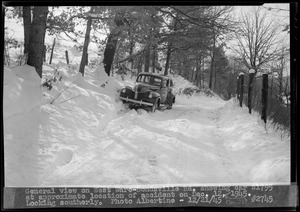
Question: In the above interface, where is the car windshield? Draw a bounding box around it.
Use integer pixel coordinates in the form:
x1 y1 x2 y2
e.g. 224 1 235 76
136 75 162 86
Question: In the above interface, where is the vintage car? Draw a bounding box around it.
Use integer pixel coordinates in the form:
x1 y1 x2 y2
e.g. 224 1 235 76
119 72 176 112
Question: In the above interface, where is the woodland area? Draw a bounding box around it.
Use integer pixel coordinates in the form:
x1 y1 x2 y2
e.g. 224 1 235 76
3 5 293 190
4 5 291 131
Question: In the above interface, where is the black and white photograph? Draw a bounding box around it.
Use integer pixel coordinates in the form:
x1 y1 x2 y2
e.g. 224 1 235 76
2 2 295 209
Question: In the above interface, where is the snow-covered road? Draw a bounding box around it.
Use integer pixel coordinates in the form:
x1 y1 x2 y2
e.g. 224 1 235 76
40 94 289 187
42 95 229 186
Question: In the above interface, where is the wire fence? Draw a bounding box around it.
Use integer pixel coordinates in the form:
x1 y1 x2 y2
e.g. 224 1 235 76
239 73 290 138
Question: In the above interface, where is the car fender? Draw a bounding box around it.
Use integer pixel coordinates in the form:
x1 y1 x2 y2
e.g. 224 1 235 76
150 91 160 98
125 86 133 90
120 86 135 99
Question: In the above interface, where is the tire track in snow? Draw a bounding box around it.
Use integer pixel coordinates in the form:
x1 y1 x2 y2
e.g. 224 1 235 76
157 100 247 184
105 111 192 185
97 111 164 185
132 109 216 184
115 102 228 184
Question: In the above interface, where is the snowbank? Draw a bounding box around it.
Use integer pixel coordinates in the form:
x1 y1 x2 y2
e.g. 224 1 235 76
172 75 198 95
4 62 124 186
3 65 47 186
172 75 221 100
216 99 290 183
3 65 43 119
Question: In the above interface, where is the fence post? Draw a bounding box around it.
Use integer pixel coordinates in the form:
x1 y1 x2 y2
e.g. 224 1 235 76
248 69 255 114
65 50 69 64
236 76 240 99
239 72 244 107
261 72 269 123
49 38 56 64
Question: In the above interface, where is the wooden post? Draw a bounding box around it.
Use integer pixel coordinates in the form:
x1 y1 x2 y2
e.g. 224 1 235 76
65 50 69 64
248 69 255 114
49 38 56 64
236 76 240 99
261 72 269 123
239 72 244 107
43 45 46 62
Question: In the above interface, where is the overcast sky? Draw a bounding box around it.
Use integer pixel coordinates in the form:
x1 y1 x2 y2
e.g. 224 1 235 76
226 3 290 56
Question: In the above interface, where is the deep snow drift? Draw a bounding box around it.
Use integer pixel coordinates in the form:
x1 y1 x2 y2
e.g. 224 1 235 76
3 59 290 188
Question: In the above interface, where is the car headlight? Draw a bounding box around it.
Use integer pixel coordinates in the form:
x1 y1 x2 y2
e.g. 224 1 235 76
149 92 153 98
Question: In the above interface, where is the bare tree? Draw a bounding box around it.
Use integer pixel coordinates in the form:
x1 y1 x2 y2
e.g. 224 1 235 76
233 7 283 74
205 6 234 90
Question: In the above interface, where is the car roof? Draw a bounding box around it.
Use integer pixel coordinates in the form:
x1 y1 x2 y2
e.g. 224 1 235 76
138 72 172 80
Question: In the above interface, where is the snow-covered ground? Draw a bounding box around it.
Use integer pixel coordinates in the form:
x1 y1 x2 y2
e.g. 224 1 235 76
3 62 290 188
3 17 290 187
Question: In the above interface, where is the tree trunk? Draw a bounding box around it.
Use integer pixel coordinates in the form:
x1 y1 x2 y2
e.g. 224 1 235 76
214 65 217 90
209 55 214 89
128 25 135 69
279 68 283 95
23 6 31 55
196 53 202 87
202 57 205 87
194 53 199 84
129 40 134 69
137 54 143 73
144 44 150 72
103 34 119 76
191 68 194 82
79 13 93 76
103 14 124 76
199 55 202 87
198 69 202 87
27 6 48 78
209 22 216 90
179 61 184 77
164 42 172 76
270 73 274 99
183 60 188 79
152 46 156 73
